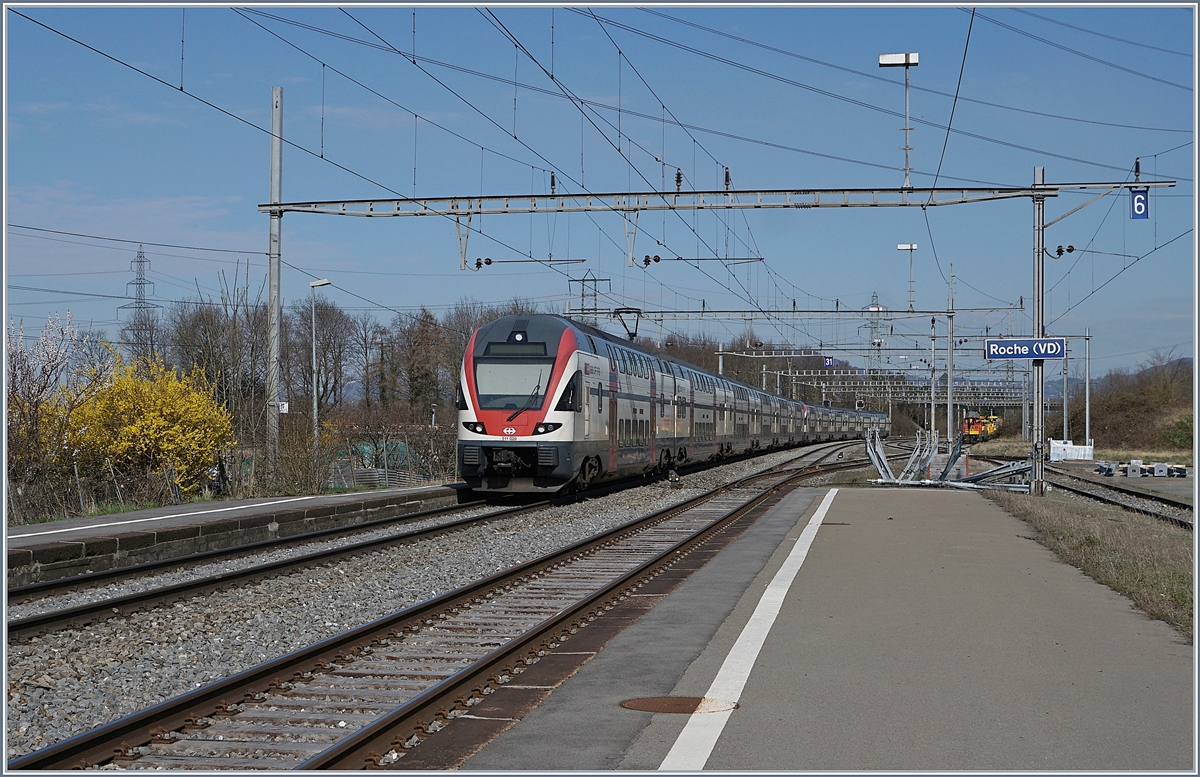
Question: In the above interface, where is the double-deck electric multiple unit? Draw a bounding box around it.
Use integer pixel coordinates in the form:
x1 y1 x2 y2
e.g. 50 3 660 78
456 314 889 493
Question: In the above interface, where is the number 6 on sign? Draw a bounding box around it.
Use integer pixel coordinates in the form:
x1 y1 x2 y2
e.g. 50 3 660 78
1131 189 1148 219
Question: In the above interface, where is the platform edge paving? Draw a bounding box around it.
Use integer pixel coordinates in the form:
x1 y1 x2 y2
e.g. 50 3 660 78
6 486 465 586
459 487 822 771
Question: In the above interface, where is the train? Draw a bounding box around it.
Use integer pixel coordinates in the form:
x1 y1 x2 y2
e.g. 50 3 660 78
961 414 1002 444
455 314 890 494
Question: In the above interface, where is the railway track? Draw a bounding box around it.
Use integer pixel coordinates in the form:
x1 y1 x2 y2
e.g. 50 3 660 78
1045 467 1193 530
8 443 859 770
8 441 883 642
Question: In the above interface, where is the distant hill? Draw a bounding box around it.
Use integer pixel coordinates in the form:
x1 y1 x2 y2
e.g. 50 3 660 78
1076 356 1192 450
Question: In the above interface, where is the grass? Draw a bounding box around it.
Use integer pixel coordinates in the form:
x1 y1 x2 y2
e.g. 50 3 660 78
985 489 1193 643
969 438 1193 467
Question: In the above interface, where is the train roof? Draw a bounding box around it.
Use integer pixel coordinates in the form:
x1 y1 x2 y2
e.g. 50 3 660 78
471 314 886 418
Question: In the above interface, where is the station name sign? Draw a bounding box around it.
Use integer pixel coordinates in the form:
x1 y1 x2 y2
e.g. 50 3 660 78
984 338 1065 360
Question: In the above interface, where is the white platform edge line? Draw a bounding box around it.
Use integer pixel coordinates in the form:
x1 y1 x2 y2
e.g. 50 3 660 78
658 487 839 771
9 495 326 538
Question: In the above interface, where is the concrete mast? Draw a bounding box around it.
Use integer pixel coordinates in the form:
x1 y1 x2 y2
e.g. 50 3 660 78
267 87 283 471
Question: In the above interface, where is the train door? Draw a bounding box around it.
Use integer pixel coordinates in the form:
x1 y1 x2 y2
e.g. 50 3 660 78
648 361 658 467
688 379 696 461
607 352 619 473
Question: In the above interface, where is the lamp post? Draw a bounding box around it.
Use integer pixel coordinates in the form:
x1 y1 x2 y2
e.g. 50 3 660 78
879 52 918 189
310 278 331 467
898 243 917 311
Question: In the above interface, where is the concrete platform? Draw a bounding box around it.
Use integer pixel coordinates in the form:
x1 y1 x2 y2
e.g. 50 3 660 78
462 487 1194 771
6 484 469 586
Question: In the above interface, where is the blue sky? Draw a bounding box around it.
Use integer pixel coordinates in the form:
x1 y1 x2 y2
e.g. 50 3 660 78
4 4 1195 378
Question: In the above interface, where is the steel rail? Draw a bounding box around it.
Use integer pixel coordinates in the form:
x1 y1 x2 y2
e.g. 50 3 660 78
972 456 1194 529
7 441 854 639
9 438 850 604
1044 474 1193 530
6 503 540 641
300 473 795 769
1046 465 1193 512
6 445 836 770
7 497 483 604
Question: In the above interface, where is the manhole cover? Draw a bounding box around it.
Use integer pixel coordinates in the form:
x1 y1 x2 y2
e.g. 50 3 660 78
619 696 738 714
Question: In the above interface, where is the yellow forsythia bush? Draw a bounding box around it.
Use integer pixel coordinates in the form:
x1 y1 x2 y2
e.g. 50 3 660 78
71 356 234 493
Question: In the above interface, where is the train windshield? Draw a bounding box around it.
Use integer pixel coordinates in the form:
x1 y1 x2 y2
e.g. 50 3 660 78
474 358 556 411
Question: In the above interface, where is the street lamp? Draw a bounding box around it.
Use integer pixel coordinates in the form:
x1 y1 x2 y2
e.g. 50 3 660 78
879 52 918 188
897 243 917 311
310 279 331 467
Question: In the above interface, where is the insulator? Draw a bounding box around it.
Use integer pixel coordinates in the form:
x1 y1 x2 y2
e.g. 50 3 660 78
675 168 682 191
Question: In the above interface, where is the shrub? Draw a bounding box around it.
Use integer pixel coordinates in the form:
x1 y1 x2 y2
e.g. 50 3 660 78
70 356 234 494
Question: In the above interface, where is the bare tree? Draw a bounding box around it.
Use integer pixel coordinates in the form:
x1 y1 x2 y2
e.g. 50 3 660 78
285 295 354 417
349 311 384 408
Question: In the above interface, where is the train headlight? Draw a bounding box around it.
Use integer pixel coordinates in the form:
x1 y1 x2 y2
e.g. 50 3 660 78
532 422 562 435
462 422 488 434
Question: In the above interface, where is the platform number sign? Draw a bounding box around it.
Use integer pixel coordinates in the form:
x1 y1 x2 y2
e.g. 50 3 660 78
823 357 834 367
1130 189 1149 220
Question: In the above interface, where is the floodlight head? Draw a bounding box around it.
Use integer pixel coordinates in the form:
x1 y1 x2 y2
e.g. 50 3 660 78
897 243 917 251
310 278 331 288
879 52 918 67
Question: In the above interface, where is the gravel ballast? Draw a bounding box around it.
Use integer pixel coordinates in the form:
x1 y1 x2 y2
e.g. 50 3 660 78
6 446 831 761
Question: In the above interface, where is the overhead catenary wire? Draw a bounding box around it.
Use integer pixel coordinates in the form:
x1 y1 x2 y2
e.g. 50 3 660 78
1048 230 1192 325
7 11 657 348
577 9 1191 182
327 8 699 329
582 9 779 335
237 7 1178 190
10 9 631 314
12 9 1183 362
477 9 799 346
969 8 1192 91
927 9 975 194
1011 8 1192 57
640 7 1190 134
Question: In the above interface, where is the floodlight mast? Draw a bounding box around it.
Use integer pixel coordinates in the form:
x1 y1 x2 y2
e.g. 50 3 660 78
879 52 919 188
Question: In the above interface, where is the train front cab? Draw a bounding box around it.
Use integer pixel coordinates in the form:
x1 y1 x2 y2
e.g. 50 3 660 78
457 316 584 493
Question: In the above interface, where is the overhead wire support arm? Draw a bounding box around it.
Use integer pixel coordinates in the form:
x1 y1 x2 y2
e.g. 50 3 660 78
256 185 1064 218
